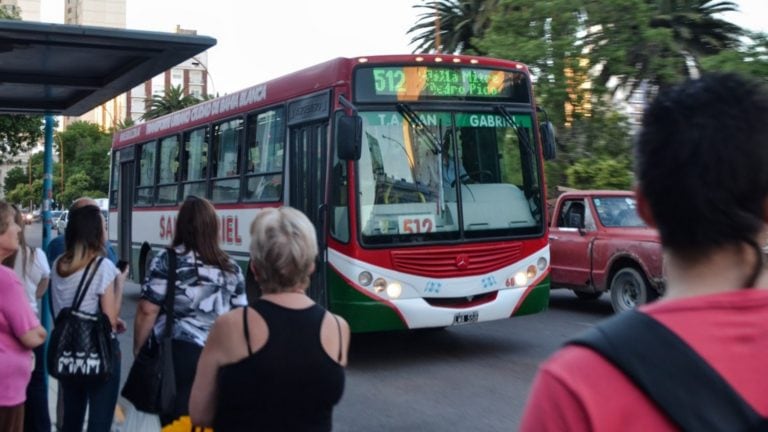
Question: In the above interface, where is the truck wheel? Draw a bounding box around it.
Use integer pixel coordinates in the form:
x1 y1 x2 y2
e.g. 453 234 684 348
574 290 602 301
609 267 651 313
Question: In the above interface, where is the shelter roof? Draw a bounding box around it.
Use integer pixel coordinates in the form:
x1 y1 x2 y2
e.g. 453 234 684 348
0 20 216 115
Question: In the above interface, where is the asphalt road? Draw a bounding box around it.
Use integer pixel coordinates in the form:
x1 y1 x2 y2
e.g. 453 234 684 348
27 222 613 431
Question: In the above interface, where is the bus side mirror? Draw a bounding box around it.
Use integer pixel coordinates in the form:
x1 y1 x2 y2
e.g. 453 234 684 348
337 114 362 161
540 121 556 160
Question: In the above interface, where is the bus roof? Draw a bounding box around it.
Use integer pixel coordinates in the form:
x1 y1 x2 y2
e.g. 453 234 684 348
113 54 530 148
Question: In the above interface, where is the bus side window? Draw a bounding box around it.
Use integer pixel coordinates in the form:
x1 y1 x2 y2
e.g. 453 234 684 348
136 141 157 206
211 118 243 203
182 127 209 199
244 108 285 202
157 135 180 205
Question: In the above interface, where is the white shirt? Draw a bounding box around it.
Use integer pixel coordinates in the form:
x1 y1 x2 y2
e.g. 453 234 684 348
51 257 119 317
13 247 50 317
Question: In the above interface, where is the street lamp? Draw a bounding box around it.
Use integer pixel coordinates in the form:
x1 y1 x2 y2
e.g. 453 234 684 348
190 55 216 98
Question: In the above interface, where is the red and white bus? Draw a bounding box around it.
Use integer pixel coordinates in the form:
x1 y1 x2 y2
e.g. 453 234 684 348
108 54 555 332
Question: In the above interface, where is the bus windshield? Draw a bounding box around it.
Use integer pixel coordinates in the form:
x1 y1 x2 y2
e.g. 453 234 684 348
357 109 544 244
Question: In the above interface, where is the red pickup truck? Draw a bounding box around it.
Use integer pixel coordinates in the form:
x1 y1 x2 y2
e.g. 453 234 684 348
549 190 665 312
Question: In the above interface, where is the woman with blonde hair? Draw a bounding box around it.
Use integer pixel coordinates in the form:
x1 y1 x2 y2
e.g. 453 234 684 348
190 206 350 432
133 195 246 429
50 204 127 432
2 206 51 432
0 201 46 432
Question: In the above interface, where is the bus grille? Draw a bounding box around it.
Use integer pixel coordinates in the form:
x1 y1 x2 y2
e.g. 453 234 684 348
390 243 522 277
424 291 498 309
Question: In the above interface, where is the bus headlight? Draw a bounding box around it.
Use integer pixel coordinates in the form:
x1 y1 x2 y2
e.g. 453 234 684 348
537 257 547 271
373 278 387 293
386 281 402 299
358 271 373 287
526 265 537 279
514 271 528 286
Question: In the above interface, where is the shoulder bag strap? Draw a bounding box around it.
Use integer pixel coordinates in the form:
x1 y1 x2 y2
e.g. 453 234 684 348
71 257 104 311
568 310 765 431
162 248 176 339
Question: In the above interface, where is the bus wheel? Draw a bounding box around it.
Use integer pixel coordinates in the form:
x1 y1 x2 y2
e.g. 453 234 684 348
609 267 651 313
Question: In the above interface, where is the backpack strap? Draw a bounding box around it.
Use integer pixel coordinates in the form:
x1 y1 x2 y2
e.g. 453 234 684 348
568 310 766 431
162 247 177 339
72 256 104 311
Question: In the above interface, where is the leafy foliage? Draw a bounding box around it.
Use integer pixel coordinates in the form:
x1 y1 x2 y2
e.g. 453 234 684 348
0 6 20 19
142 85 202 120
0 116 45 164
55 122 112 207
467 0 751 195
3 166 28 197
0 6 46 163
408 0 499 54
699 31 768 79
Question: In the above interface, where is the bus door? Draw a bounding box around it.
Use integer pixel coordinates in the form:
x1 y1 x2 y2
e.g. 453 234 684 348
116 147 135 270
286 91 332 307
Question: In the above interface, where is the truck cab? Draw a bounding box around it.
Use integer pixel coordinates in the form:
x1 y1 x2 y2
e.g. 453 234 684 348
549 190 664 312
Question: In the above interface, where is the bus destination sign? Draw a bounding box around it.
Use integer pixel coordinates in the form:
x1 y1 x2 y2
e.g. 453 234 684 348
355 66 529 103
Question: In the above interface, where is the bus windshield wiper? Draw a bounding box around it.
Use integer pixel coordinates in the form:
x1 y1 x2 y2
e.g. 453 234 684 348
495 105 534 157
396 103 441 155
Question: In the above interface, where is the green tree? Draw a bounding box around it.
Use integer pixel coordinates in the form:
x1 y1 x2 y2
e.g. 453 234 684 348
142 85 201 120
6 179 43 209
59 172 105 208
473 0 750 195
0 6 20 19
111 117 136 132
0 116 45 164
700 31 768 79
407 0 499 54
0 8 46 163
565 158 634 190
583 0 743 93
56 122 112 205
3 166 28 196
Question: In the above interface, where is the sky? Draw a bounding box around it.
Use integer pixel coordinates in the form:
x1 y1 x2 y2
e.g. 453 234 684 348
38 0 766 96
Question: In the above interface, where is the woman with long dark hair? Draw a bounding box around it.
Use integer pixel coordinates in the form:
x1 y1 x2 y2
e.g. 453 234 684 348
2 206 51 432
133 195 247 428
50 204 127 432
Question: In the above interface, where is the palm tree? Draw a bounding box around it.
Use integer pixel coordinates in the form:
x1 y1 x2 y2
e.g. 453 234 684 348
407 0 499 55
587 0 743 94
141 85 201 120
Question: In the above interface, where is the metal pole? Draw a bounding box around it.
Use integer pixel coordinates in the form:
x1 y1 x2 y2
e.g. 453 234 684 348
41 114 54 387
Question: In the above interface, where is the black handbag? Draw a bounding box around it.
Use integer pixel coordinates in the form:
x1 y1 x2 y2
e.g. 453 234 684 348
121 248 177 414
47 257 114 384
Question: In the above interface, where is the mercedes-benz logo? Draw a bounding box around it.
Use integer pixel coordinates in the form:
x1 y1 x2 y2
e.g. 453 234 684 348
455 254 469 270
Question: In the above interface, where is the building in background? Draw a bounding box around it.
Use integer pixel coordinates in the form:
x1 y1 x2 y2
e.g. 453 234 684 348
64 1 210 128
125 26 210 122
0 0 40 20
63 0 127 129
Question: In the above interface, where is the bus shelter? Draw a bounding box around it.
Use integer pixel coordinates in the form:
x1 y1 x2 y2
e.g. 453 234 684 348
0 18 216 358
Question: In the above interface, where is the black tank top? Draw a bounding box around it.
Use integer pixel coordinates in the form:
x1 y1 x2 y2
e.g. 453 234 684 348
213 300 345 432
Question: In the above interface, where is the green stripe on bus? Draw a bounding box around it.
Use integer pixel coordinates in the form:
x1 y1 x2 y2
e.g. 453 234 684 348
327 268 407 333
511 276 550 316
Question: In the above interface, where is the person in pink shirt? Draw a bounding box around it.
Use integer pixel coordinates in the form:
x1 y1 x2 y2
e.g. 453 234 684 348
521 73 768 430
0 201 47 432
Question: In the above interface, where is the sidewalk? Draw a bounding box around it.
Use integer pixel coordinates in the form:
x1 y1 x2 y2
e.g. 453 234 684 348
47 378 126 431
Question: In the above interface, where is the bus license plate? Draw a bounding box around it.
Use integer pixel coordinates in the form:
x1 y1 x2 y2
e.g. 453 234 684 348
453 311 479 325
